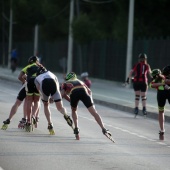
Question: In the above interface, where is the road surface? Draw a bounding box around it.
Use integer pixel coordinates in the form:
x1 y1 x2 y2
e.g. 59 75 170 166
0 80 170 170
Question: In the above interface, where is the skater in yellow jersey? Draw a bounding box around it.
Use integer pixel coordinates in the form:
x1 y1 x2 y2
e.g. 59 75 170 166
60 72 114 142
19 56 42 132
149 67 170 140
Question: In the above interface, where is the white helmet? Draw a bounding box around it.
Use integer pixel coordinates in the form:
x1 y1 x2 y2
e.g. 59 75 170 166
81 72 88 77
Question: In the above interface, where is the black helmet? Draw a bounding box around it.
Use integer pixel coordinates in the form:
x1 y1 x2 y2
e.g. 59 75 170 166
28 56 39 64
36 66 47 76
65 72 77 81
138 53 147 59
151 69 161 78
162 65 170 76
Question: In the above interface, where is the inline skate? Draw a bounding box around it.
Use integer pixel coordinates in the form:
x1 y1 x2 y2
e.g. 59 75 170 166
25 122 32 132
143 107 147 118
74 127 80 140
134 107 138 118
1 119 10 130
64 114 73 129
159 131 164 140
18 118 26 129
48 123 55 135
32 116 39 128
102 128 115 143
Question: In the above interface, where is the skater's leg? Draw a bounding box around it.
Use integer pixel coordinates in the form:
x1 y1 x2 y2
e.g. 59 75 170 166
43 102 52 124
55 100 67 115
134 91 140 115
55 101 73 127
159 111 165 132
32 96 40 117
141 91 147 108
26 96 33 123
35 100 41 118
23 98 27 119
71 107 78 128
87 106 105 129
9 99 22 120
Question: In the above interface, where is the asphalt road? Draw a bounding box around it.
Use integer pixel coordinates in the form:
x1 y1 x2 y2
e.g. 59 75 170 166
0 80 170 170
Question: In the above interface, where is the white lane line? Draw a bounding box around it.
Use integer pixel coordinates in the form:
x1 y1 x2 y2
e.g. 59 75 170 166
79 115 170 148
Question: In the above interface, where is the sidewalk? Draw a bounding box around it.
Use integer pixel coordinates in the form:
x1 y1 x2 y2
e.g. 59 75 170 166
0 66 170 123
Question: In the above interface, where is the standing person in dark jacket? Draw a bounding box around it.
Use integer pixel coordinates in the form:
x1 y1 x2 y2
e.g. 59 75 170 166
126 53 152 117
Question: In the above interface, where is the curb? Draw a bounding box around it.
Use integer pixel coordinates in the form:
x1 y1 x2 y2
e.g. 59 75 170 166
94 99 170 123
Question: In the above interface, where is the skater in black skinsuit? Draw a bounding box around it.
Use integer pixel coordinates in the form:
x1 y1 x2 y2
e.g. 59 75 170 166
60 72 113 140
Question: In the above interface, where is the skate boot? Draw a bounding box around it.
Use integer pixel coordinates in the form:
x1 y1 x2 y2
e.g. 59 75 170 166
1 119 10 130
143 107 147 118
74 127 80 140
18 118 26 129
134 107 139 118
159 131 165 140
25 122 32 132
35 117 39 128
32 116 39 128
48 123 55 135
64 114 73 129
102 128 115 143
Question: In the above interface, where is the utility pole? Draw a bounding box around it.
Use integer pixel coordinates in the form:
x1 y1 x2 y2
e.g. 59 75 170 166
8 0 13 68
67 0 74 73
2 0 5 66
34 24 39 56
125 0 135 79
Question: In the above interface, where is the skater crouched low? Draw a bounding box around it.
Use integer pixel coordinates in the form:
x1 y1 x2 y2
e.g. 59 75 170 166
60 72 113 141
34 66 73 135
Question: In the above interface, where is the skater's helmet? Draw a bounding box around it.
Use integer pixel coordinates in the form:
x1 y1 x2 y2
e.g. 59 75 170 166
138 53 147 62
151 69 161 79
81 72 88 78
138 53 147 59
162 65 170 76
28 56 39 64
65 72 77 81
36 66 47 76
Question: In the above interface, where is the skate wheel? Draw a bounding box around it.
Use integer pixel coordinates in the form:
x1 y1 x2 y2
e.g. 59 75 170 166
35 123 38 128
1 125 8 130
49 130 55 135
75 134 80 140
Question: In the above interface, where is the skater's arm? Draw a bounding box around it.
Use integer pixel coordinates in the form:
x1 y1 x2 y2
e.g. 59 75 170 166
18 71 26 84
61 90 70 102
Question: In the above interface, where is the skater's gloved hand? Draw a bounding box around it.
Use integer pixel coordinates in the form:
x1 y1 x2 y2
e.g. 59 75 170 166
164 84 170 90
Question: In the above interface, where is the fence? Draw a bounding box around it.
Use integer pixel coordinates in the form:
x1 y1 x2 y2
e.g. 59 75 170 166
1 37 170 82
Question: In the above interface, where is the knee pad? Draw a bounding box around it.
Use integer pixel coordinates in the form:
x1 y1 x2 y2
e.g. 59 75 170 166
159 106 164 112
141 96 147 101
135 95 140 101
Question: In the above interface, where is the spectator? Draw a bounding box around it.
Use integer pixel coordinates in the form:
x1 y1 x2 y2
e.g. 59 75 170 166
81 72 92 88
